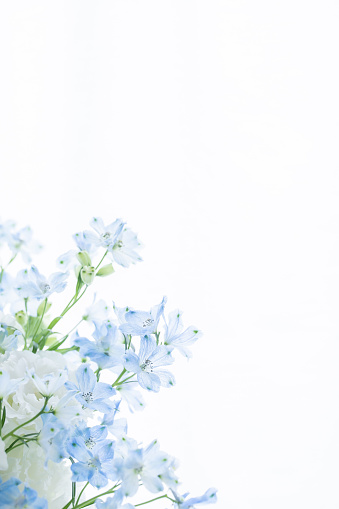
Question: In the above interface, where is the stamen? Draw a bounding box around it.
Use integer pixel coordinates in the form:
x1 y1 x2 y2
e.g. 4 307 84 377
141 359 154 372
142 318 154 327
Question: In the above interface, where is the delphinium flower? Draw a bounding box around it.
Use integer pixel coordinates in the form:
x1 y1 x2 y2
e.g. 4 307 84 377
38 413 69 464
101 403 127 439
0 324 22 353
15 266 68 301
88 217 143 268
68 437 115 489
115 381 145 412
0 477 47 509
163 310 202 358
123 335 175 392
170 488 218 508
117 439 177 497
116 297 167 337
74 321 125 370
65 364 116 413
0 220 42 264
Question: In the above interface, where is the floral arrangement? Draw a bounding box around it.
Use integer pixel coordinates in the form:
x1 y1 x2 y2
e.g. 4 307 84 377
0 218 217 509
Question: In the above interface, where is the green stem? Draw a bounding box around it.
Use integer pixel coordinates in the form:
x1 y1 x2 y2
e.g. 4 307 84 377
2 398 49 441
112 368 127 387
75 482 89 506
114 373 136 386
30 298 47 347
72 484 118 509
95 250 108 270
135 494 177 506
72 481 76 507
47 250 108 333
5 436 38 453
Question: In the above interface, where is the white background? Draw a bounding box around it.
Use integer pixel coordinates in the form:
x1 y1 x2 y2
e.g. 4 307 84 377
1 1 339 508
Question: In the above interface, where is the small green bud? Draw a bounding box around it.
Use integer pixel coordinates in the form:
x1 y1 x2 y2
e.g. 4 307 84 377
76 251 92 267
15 310 27 326
96 263 114 277
80 266 96 285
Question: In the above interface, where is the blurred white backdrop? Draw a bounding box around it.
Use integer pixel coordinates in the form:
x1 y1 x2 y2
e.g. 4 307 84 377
1 1 339 507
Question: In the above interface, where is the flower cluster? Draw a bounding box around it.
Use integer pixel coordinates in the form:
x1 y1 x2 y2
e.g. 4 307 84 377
0 218 217 509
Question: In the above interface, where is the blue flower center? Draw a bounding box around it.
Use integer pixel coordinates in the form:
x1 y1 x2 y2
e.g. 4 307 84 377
141 359 154 372
82 391 94 403
85 437 95 449
142 318 154 328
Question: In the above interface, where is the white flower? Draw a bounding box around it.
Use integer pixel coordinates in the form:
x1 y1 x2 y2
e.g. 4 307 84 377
2 440 72 509
0 438 8 470
0 350 82 435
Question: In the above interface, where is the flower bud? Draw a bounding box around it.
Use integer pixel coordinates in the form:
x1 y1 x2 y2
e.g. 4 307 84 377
76 251 92 266
80 266 96 285
15 310 28 326
96 263 114 277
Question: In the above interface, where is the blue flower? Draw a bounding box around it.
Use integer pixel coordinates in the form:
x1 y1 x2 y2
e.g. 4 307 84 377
0 324 21 353
164 310 202 358
117 440 176 497
115 381 145 412
123 335 175 392
171 488 217 508
38 414 69 464
68 421 108 452
15 266 68 300
0 477 48 509
74 322 125 370
119 297 167 337
68 439 115 489
101 402 127 438
89 217 125 250
108 226 142 268
65 364 116 413
6 225 42 264
73 230 99 254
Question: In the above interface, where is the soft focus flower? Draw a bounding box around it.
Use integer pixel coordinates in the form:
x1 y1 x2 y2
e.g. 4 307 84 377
171 488 218 508
0 476 47 509
74 322 125 370
15 266 68 300
164 310 202 358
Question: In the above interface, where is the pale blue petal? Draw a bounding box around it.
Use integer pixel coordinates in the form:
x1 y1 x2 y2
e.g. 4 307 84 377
123 351 141 373
148 345 174 367
139 335 157 363
137 371 161 392
154 369 176 388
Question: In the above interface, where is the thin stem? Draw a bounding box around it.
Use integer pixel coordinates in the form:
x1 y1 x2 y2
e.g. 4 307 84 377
31 298 47 345
47 250 108 333
135 494 177 506
73 486 117 509
72 481 76 507
112 368 127 387
95 250 108 270
5 436 38 453
75 482 89 506
114 373 136 386
67 319 84 337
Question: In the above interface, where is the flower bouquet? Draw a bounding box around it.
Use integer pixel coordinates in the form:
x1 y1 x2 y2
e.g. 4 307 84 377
0 217 217 509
